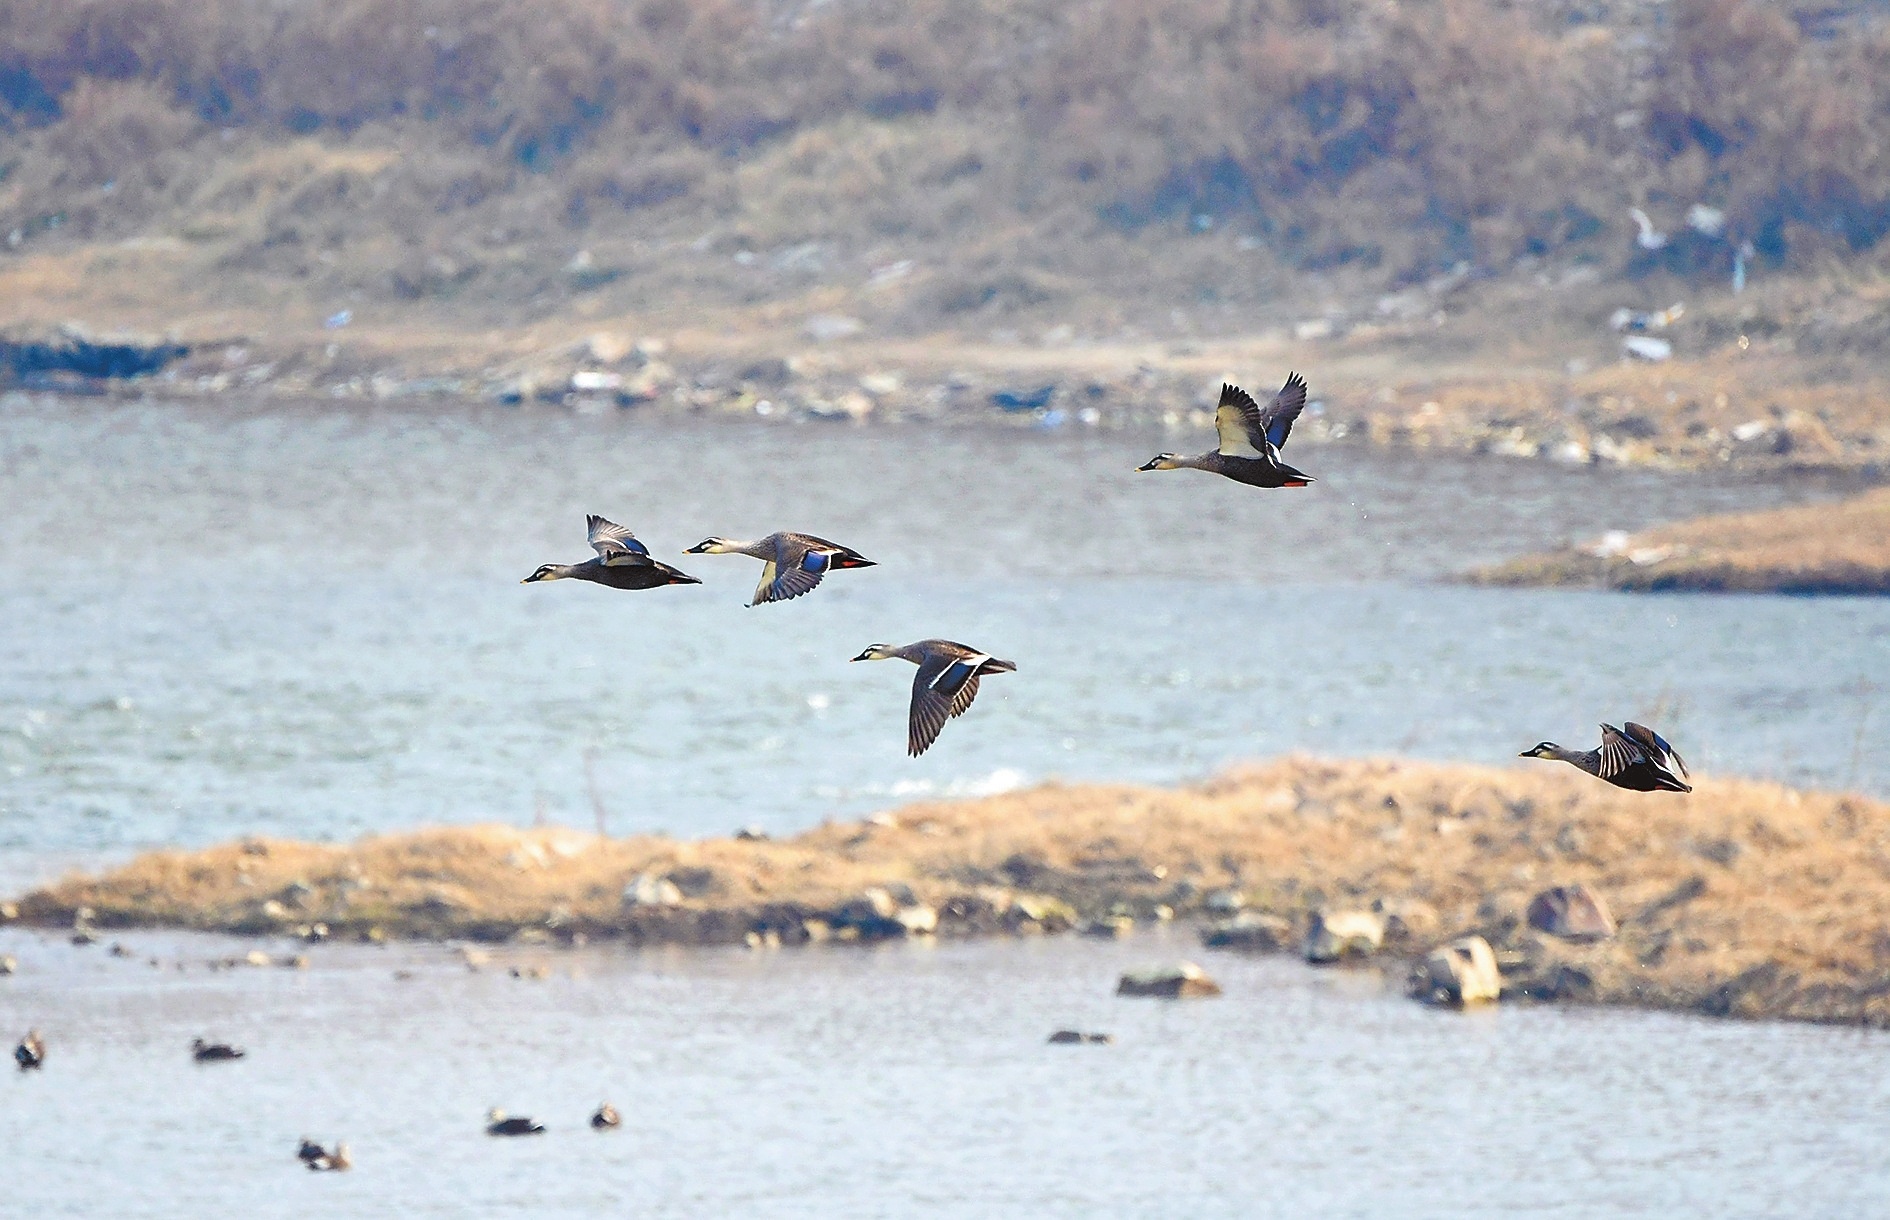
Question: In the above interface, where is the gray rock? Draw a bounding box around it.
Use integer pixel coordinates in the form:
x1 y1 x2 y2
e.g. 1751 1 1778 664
621 873 683 908
1200 911 1293 952
1304 909 1385 964
1526 884 1617 941
1415 936 1502 1006
1117 961 1222 999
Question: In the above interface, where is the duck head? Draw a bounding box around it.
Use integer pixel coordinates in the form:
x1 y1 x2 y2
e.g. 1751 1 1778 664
1138 453 1182 471
521 564 564 583
684 537 737 554
850 643 898 662
1519 742 1559 759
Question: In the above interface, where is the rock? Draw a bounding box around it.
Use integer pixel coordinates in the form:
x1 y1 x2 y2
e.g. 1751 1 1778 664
1010 894 1076 930
894 904 938 935
1081 915 1133 939
1526 884 1617 941
621 873 683 908
1048 1030 1113 1044
0 901 17 921
990 385 1056 412
1415 936 1502 1007
803 314 863 342
1622 336 1673 362
1201 911 1293 952
734 825 770 842
0 955 16 975
1304 909 1385 964
1203 888 1245 915
1116 962 1222 999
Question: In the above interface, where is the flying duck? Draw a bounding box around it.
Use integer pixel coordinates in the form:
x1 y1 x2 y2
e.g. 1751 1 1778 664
684 532 876 605
1138 375 1314 488
191 1037 245 1061
297 1137 325 1165
522 514 700 590
14 1030 45 1070
591 1102 622 1130
486 1108 546 1136
850 640 1016 756
1522 723 1692 793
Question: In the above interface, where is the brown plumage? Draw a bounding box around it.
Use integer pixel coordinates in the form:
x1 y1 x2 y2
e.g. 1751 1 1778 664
1522 722 1692 792
850 639 1017 756
1138 374 1315 488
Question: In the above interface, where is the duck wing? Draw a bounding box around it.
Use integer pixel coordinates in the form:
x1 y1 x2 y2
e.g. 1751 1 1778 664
1624 722 1689 778
1256 372 1308 452
1214 383 1270 457
908 648 988 755
1595 723 1650 781
587 515 652 566
749 540 833 605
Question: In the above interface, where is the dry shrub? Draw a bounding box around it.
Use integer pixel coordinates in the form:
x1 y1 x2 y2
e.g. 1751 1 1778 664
0 0 1887 304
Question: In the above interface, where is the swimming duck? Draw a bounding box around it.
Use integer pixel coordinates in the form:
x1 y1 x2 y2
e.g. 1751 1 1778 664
522 514 700 590
684 533 875 605
14 1029 44 1070
306 1142 351 1171
850 640 1016 756
191 1037 245 1061
486 1108 546 1136
1521 723 1691 793
590 1102 622 1130
1138 375 1314 488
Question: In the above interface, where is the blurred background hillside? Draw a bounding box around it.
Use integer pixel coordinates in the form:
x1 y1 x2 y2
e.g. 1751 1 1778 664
2 0 1888 356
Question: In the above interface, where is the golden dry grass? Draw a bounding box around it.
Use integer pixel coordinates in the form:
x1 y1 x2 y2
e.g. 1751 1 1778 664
15 756 1890 1025
1470 486 1890 592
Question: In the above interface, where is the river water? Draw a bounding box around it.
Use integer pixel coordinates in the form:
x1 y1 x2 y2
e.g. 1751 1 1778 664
4 926 1888 1218
0 394 1882 889
2 393 1888 1214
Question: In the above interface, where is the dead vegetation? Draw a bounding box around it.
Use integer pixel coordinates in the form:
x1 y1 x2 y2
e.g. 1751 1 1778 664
1468 485 1890 592
1 0 1889 331
16 755 1890 1026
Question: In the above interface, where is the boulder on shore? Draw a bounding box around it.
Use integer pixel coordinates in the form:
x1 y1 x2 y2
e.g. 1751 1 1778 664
1304 908 1385 964
1415 935 1503 1006
1200 911 1293 952
1526 883 1617 941
1117 961 1222 998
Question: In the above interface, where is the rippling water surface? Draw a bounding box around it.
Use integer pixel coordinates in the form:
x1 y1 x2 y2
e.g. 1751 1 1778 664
4 927 1888 1219
0 395 1884 888
4 395 1889 1215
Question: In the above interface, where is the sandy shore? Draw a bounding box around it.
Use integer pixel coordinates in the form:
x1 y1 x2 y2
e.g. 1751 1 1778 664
12 756 1890 1027
1468 486 1890 594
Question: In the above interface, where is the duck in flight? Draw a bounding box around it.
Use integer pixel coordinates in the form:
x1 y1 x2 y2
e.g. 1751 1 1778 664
1138 374 1314 488
685 532 875 606
522 514 701 590
851 639 1015 756
1521 723 1691 793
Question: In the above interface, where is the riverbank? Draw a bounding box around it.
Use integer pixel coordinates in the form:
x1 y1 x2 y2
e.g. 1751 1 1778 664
1468 486 1890 593
13 756 1890 1027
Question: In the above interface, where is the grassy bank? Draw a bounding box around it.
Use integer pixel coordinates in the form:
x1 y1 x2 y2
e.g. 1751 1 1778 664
1468 486 1890 593
14 757 1890 1026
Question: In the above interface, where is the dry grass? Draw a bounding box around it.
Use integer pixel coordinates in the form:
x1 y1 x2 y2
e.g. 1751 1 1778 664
1 0 1889 327
1469 486 1890 593
15 755 1890 1025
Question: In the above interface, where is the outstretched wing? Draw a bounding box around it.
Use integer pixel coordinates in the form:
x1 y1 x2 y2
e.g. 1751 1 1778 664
587 515 651 565
908 650 987 755
750 543 832 605
1624 722 1688 778
1256 373 1308 452
1214 383 1269 457
1595 723 1648 781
